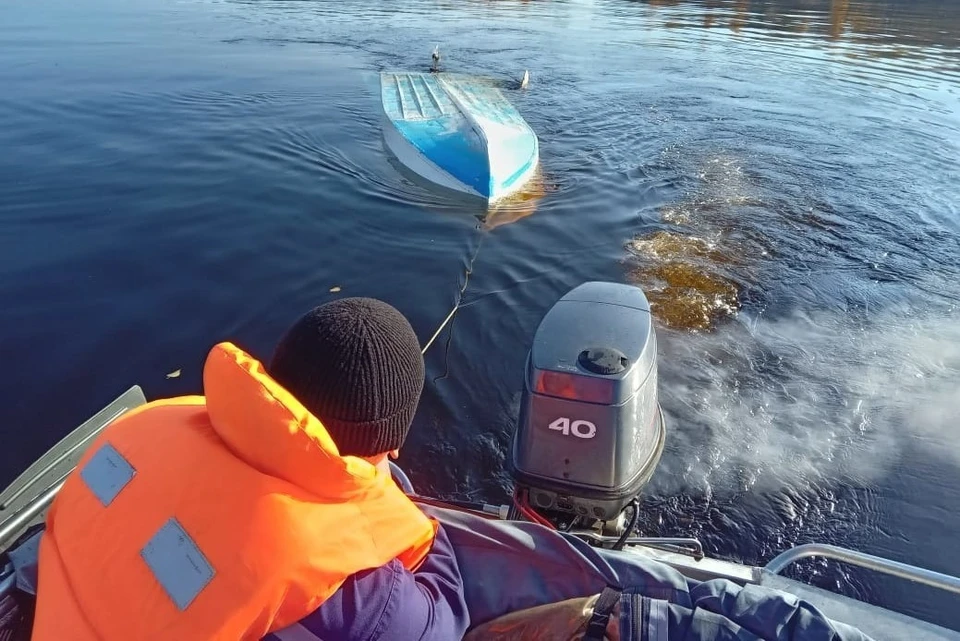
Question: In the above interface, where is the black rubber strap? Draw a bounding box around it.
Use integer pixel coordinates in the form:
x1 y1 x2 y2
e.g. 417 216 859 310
583 586 621 641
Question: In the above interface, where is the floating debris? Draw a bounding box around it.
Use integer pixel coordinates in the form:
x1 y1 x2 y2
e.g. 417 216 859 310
329 286 342 293
166 369 181 379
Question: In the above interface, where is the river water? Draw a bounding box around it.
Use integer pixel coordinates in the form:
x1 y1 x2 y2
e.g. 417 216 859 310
2 0 959 630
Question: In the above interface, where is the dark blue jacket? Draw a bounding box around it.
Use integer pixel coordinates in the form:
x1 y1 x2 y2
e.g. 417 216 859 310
264 525 469 641
419 504 876 641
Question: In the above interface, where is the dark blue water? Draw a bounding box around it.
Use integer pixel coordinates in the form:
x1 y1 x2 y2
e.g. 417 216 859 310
3 0 960 630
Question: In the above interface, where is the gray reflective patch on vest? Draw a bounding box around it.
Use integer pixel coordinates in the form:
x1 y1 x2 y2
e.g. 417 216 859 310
141 518 215 611
80 443 136 507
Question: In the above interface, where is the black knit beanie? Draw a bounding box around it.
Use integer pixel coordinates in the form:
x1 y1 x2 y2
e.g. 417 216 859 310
268 297 424 457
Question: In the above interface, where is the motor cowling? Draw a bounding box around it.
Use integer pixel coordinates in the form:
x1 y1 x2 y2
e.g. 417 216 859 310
511 282 665 523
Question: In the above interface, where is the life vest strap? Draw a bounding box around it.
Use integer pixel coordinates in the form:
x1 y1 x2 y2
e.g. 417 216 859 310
582 586 621 641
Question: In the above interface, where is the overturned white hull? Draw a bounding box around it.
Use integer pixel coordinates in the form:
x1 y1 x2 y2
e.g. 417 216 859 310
380 72 539 202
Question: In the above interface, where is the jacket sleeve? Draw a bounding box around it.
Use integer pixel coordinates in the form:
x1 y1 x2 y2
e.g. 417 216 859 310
388 524 471 640
269 525 469 641
619 581 874 641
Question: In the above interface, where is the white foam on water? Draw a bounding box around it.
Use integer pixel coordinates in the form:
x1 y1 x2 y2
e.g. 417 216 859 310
654 297 960 496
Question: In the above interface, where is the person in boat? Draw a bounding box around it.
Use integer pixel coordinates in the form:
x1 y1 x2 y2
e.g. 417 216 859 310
416 504 875 641
29 297 470 641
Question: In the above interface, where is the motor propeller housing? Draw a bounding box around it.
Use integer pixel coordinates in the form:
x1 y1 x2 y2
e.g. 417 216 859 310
511 282 665 524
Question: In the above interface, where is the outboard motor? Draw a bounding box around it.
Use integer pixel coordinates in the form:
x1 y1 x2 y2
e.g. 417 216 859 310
511 282 665 527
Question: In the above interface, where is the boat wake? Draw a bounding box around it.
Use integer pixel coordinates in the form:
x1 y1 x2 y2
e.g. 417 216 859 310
645 290 960 576
620 145 960 592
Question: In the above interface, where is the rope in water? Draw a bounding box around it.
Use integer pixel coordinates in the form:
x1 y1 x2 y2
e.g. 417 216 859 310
420 230 486 356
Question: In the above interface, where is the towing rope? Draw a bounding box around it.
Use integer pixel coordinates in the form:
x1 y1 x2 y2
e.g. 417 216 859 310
420 229 486 356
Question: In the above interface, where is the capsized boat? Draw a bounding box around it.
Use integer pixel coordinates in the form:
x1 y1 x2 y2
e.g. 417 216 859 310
380 71 539 202
3 282 960 640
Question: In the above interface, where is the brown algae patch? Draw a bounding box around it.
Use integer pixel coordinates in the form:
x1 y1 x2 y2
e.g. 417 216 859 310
630 260 740 331
627 230 745 265
627 230 743 331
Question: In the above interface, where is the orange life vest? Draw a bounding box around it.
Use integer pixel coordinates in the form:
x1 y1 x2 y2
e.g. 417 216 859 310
32 342 438 641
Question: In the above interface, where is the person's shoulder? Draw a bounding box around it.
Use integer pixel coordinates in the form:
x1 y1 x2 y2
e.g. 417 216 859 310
267 529 465 641
321 558 407 613
349 558 407 593
268 561 404 641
